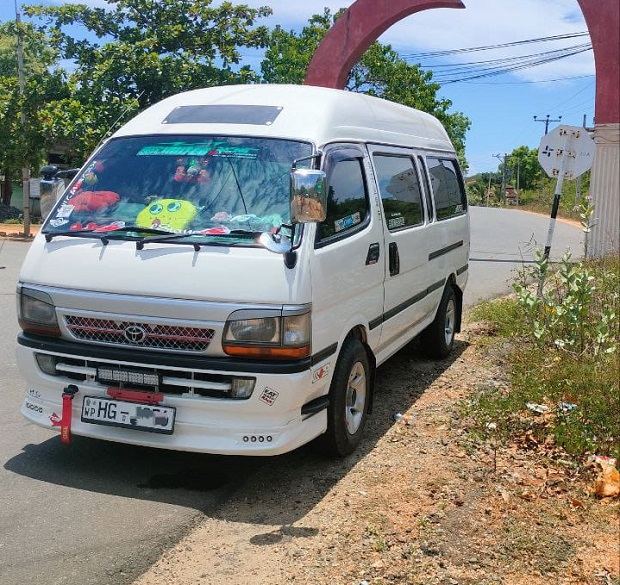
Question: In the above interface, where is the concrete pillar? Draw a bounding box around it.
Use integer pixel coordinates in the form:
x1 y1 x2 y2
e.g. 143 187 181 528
577 0 619 257
588 124 620 257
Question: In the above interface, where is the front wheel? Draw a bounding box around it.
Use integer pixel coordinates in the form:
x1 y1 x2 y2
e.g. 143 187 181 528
421 285 458 359
315 339 370 457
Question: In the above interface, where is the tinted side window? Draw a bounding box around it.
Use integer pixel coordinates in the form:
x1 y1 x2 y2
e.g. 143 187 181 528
426 157 466 220
317 157 369 242
373 155 424 231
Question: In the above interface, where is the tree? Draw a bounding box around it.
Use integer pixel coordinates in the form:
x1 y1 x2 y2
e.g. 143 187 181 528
504 146 542 191
261 9 470 168
262 10 331 85
0 21 67 206
21 0 274 163
26 0 273 109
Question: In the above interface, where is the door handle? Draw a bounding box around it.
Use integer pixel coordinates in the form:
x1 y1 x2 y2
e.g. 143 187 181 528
389 242 400 276
366 242 380 265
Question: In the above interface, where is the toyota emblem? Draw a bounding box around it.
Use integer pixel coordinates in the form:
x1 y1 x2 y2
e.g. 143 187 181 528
124 325 147 344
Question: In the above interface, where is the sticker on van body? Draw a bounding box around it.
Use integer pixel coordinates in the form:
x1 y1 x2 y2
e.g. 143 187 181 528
259 388 279 406
312 363 330 383
137 141 260 159
55 204 74 218
334 212 361 233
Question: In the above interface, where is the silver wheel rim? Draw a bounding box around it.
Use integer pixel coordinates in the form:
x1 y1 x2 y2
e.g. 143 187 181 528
345 361 367 435
444 298 456 347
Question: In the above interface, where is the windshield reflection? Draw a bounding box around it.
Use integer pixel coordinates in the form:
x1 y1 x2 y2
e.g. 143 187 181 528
44 135 313 244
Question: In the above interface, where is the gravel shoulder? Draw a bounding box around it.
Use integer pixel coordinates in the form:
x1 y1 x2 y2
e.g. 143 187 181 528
133 321 619 585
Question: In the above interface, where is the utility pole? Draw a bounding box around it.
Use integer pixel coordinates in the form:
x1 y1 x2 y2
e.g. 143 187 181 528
534 114 562 135
493 153 507 205
515 159 520 206
15 0 31 237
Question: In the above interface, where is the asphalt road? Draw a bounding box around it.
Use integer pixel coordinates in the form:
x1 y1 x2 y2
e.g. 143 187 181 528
0 208 583 585
466 206 583 307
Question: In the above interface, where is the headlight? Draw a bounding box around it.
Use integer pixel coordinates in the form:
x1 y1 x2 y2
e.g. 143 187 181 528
223 308 311 359
228 317 279 343
17 285 61 336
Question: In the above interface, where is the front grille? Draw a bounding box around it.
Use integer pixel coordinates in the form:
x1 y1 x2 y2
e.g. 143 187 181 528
47 355 236 398
64 316 214 352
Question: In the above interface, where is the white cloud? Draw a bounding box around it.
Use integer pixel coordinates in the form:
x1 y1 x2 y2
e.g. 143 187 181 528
33 0 595 81
245 0 594 81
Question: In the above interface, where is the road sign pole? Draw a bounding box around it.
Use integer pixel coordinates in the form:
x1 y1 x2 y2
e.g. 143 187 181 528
536 125 596 295
538 131 570 297
542 134 570 263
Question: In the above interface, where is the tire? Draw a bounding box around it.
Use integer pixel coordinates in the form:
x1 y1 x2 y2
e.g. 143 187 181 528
315 339 370 457
421 285 458 359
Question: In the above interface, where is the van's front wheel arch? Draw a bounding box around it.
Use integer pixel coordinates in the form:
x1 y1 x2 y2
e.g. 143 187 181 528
315 338 370 457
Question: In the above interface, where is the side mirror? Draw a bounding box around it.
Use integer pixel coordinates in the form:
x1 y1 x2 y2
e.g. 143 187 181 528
290 169 327 224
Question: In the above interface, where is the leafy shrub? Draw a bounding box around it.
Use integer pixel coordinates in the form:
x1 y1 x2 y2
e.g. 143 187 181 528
468 238 619 461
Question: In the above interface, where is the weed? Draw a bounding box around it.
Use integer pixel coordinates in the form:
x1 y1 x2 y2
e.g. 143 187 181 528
466 245 619 462
366 524 388 552
500 518 575 574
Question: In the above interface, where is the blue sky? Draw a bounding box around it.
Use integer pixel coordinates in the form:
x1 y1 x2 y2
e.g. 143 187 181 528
2 0 595 175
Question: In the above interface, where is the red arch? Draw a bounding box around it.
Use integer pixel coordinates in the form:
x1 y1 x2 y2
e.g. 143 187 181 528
305 0 619 126
305 0 465 90
577 0 619 124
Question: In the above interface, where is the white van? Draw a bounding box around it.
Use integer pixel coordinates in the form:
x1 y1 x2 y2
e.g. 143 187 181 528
16 84 469 456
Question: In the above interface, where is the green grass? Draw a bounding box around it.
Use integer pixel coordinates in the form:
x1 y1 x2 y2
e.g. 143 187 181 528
467 255 620 462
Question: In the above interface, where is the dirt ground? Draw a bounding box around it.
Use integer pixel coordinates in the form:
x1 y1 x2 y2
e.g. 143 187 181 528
0 223 39 238
3 217 615 584
132 321 619 585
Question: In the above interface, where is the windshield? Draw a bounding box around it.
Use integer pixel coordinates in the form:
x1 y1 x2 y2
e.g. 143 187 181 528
44 135 313 242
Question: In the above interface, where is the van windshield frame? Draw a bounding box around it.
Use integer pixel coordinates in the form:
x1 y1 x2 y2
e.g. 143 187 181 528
43 135 314 246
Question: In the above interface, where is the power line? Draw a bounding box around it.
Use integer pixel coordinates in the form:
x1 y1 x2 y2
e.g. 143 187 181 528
420 43 591 72
397 31 592 85
399 32 590 59
426 44 592 84
453 74 594 85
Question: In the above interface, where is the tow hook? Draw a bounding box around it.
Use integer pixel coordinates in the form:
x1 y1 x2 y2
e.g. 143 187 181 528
61 385 79 444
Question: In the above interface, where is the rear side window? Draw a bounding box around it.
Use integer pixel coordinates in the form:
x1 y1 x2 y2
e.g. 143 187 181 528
317 153 369 243
426 157 466 220
373 154 424 231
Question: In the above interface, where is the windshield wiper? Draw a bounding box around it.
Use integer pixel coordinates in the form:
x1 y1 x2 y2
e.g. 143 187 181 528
135 233 203 251
137 229 262 250
44 229 101 243
45 225 257 250
44 226 178 244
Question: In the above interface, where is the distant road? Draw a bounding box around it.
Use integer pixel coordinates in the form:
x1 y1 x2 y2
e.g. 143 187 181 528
465 206 583 307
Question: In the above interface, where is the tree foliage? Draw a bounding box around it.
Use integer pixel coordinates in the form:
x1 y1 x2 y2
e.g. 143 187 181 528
261 9 470 168
26 0 273 108
23 0 273 162
503 145 542 191
0 21 67 205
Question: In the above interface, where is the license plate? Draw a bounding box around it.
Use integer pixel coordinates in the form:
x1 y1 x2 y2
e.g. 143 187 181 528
81 396 175 434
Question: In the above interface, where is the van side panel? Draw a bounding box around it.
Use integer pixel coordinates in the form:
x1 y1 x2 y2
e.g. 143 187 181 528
310 148 385 362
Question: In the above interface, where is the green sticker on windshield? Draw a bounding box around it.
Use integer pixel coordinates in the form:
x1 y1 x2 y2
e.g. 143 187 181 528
137 141 259 159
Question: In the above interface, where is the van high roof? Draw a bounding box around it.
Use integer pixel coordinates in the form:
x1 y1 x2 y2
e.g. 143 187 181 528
112 84 454 152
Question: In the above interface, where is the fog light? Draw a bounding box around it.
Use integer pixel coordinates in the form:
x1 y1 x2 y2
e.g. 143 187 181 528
230 377 255 399
35 353 58 376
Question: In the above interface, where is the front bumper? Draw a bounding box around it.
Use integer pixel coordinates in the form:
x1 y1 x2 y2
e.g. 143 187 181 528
16 337 331 456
